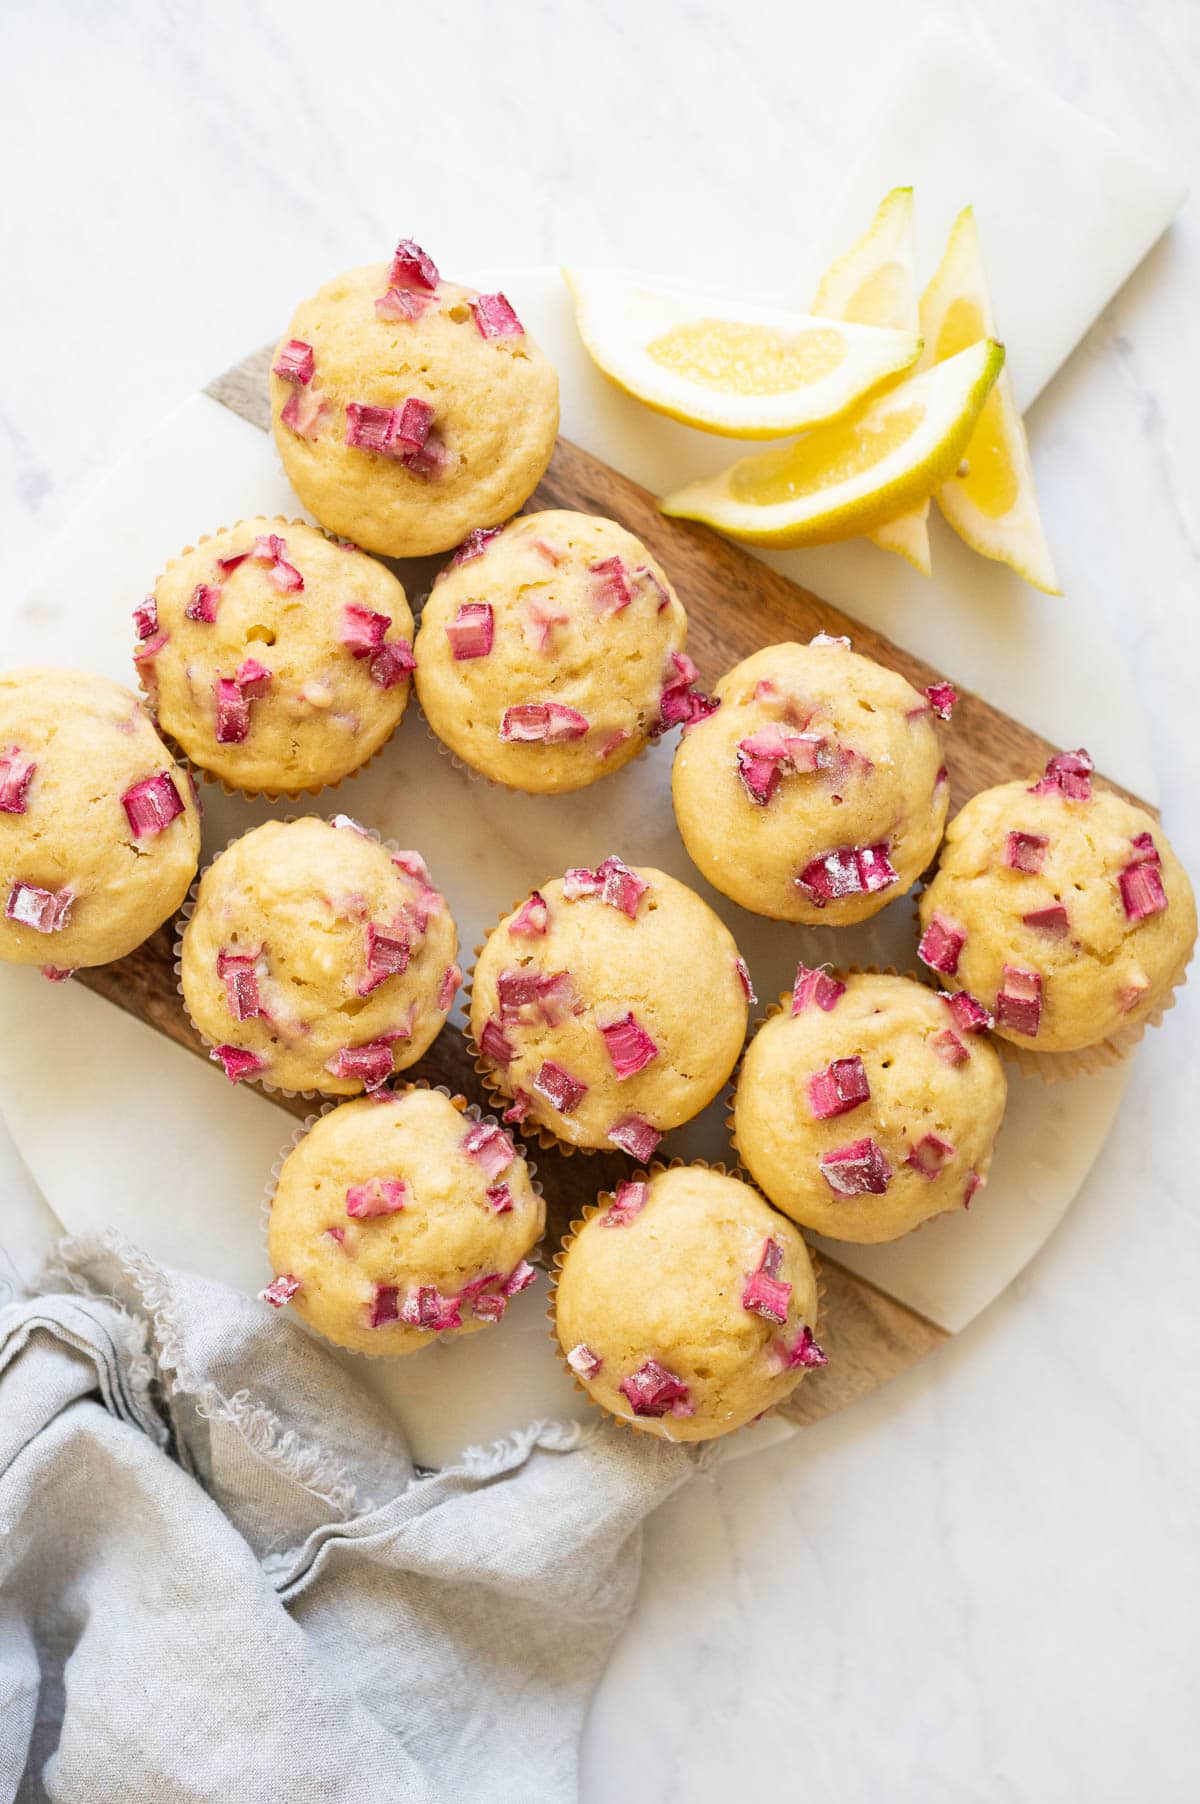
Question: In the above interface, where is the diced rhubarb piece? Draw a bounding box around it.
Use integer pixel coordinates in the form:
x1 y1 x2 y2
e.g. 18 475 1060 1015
345 402 398 454
906 1132 956 1179
496 967 573 1025
994 966 1043 1037
963 1171 985 1209
438 962 461 1011
619 1359 692 1419
369 1284 401 1328
806 1055 870 1120
522 593 569 653
1004 830 1049 874
260 1273 301 1308
216 549 251 574
501 1259 537 1298
567 1342 602 1378
936 764 949 787
498 702 589 743
470 292 525 339
325 1040 396 1089
533 1060 587 1115
324 1226 348 1248
810 632 850 649
391 396 435 457
653 651 719 736
931 1028 969 1067
509 890 550 937
503 1088 533 1124
0 748 37 815
819 1136 893 1196
235 658 272 698
1128 832 1161 867
603 1179 649 1226
132 597 158 640
924 682 957 719
369 639 416 689
479 1016 516 1065
280 388 328 439
446 601 494 660
734 956 756 1004
273 339 315 384
634 564 671 609
563 854 648 919
388 239 440 291
133 626 169 664
736 742 782 806
1117 972 1151 1013
1023 904 1070 936
40 965 75 982
186 582 222 623
943 990 994 1034
792 964 845 1014
918 912 966 976
1030 748 1093 802
742 1238 792 1324
251 534 304 593
797 843 899 907
770 1324 828 1371
607 1115 661 1161
452 526 505 565
217 948 262 1021
1119 861 1168 922
6 881 72 932
598 1010 659 1080
341 603 391 657
598 727 631 760
375 286 430 322
484 1182 513 1215
358 923 410 995
588 556 634 614
392 849 431 883
210 1044 267 1083
346 1176 408 1218
214 677 250 744
400 1285 461 1331
462 1120 515 1180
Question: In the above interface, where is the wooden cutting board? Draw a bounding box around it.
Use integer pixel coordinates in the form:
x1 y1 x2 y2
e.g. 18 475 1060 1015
68 347 1153 1429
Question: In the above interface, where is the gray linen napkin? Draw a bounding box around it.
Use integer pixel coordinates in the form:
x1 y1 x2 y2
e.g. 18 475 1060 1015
0 1232 703 1804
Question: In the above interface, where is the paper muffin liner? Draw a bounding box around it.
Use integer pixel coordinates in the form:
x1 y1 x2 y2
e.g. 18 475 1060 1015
137 515 413 803
725 962 1005 1244
911 890 1195 1082
545 1156 829 1444
259 1081 545 1360
175 813 459 1104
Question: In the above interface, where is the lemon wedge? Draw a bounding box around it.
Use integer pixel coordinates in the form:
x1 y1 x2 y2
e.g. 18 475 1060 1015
812 186 932 575
562 267 922 439
660 339 1005 548
922 207 1060 594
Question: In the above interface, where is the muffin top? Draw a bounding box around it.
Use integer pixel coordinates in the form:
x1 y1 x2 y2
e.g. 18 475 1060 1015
469 860 750 1154
733 968 1007 1242
270 242 559 558
136 518 414 796
553 1164 824 1442
0 668 200 972
672 635 950 924
414 510 701 793
918 752 1196 1053
264 1089 544 1357
180 816 459 1095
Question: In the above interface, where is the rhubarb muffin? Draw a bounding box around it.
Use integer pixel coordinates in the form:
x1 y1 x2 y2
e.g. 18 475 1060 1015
414 511 710 792
269 238 559 558
136 519 414 795
263 1089 544 1357
917 749 1196 1058
181 816 459 1094
470 859 751 1155
732 966 1007 1242
0 668 200 974
672 635 952 924
553 1164 825 1442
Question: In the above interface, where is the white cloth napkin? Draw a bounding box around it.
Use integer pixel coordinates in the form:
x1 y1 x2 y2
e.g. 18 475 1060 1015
0 1233 703 1803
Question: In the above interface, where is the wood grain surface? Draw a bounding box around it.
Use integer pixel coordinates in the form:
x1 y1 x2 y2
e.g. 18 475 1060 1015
74 346 1155 1426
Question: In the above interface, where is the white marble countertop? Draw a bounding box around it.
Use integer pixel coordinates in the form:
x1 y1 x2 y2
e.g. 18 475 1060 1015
2 2 1198 1798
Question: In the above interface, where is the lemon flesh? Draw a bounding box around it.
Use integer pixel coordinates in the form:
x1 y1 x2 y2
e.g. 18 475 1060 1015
922 208 1060 594
812 186 932 575
563 267 921 439
660 339 1004 549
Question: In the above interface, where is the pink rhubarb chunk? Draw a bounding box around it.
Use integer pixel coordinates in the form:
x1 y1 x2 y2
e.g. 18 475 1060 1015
368 640 416 690
133 626 169 664
236 658 272 698
1119 859 1167 922
446 601 494 660
742 1237 792 1324
358 923 410 995
655 650 719 734
734 956 756 1004
470 292 525 339
588 556 634 614
0 748 37 815
619 1359 693 1419
792 964 846 1014
340 604 390 657
462 1120 515 1179
375 286 430 322
918 912 966 976
1023 904 1070 936
388 239 440 291
132 597 158 641
479 1016 515 1065
122 771 185 838
40 965 75 983
943 990 994 1034
963 1171 985 1209
607 1115 661 1161
502 1259 536 1298
1004 831 1049 874
1030 748 1093 802
567 1343 602 1378
924 682 957 719
210 1044 267 1083
798 843 899 907
438 962 461 1011
995 966 1043 1037
346 1177 408 1218
280 388 327 439
215 677 251 744
272 339 315 384
906 1132 956 1179
736 723 825 804
260 1273 301 1308
508 890 550 937
523 593 569 653
806 1055 870 1120
598 1010 659 1080
770 1324 828 1372
217 948 262 1022
931 1028 969 1067
563 855 648 919
819 1136 892 1196
370 1285 401 1328
484 1182 513 1214
6 882 72 933
186 582 222 623
533 1060 587 1115
499 702 589 744
452 526 504 565
325 1041 396 1089
603 1179 649 1227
